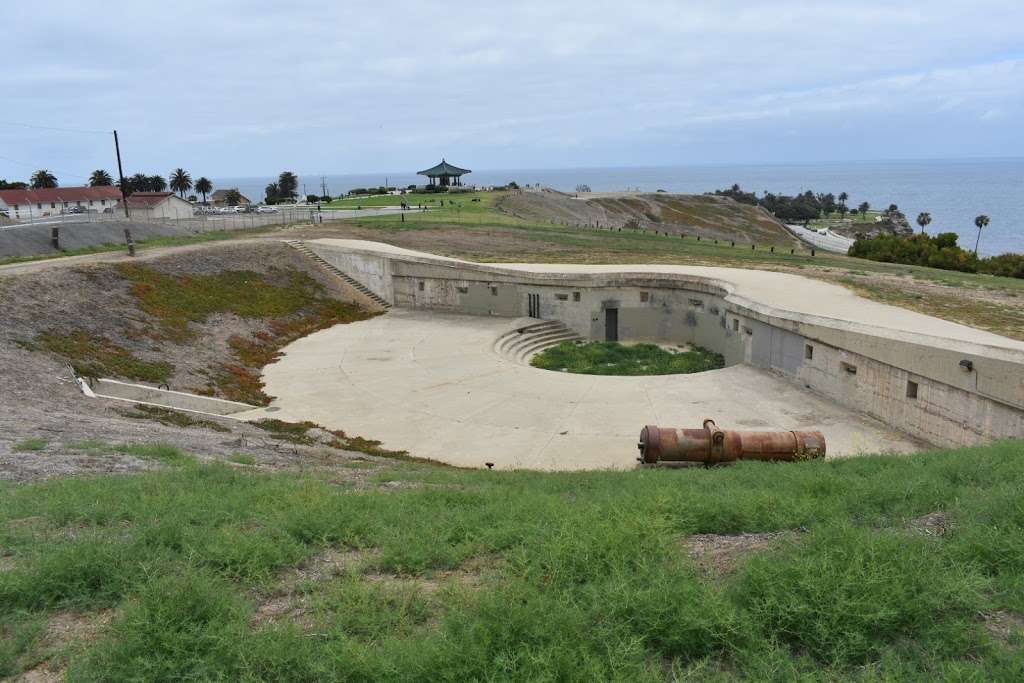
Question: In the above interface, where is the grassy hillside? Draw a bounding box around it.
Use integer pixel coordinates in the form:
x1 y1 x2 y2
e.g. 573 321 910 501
2 441 1023 679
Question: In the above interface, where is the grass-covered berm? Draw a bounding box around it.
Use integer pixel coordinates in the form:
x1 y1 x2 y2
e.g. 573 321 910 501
2 441 1023 680
532 341 725 375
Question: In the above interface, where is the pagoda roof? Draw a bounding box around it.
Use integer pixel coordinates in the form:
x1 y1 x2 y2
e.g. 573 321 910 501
417 159 471 177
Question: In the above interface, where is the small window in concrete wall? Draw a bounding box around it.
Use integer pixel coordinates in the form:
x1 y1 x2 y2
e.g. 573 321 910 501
805 344 814 360
640 291 649 302
573 292 581 302
457 286 469 294
841 362 858 376
555 293 568 301
689 298 703 307
491 286 498 296
906 380 919 399
732 318 740 332
418 281 425 291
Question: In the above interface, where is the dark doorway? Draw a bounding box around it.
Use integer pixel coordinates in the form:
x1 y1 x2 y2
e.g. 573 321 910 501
528 293 540 318
605 308 618 341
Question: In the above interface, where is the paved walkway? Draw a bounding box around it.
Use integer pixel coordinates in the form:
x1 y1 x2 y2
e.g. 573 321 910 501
241 309 923 470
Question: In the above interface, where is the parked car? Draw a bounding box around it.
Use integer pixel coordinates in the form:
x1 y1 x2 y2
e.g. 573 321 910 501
66 206 86 214
217 207 235 214
256 206 278 213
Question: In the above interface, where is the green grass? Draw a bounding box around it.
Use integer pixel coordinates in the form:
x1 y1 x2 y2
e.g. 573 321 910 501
111 443 194 465
228 453 256 466
532 341 726 375
1 441 1023 678
12 438 48 453
325 190 493 209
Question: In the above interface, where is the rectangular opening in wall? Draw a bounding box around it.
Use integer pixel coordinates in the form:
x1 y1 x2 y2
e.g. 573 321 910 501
841 362 858 376
456 286 468 294
418 281 425 291
490 286 498 296
805 344 814 360
555 293 568 301
573 292 580 302
689 298 703 307
906 380 918 399
640 291 649 303
732 318 740 332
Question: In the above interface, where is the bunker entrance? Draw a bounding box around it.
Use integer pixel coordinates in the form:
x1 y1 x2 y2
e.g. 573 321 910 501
605 308 619 341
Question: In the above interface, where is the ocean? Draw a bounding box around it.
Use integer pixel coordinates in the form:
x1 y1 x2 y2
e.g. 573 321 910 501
216 158 1023 256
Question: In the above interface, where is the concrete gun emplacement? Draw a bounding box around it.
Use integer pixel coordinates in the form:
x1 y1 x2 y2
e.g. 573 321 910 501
638 419 826 465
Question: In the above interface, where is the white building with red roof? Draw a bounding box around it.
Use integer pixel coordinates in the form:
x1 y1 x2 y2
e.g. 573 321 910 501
117 192 194 220
0 186 124 220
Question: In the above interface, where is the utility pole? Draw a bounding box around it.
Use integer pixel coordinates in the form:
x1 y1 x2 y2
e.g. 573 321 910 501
320 176 327 198
113 129 130 218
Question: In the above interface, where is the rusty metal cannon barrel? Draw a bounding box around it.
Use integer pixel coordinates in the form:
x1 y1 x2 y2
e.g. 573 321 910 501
637 419 825 465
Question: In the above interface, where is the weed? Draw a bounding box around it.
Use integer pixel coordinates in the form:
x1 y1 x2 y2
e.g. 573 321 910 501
532 341 725 375
118 405 230 433
35 329 173 383
228 453 256 466
13 438 48 453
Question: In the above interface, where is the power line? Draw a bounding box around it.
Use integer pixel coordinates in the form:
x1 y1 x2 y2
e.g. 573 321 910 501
0 120 111 135
0 154 92 181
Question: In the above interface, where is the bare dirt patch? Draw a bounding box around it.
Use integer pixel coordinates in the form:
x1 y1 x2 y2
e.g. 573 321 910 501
983 610 1024 648
12 609 118 682
906 511 952 537
684 531 792 576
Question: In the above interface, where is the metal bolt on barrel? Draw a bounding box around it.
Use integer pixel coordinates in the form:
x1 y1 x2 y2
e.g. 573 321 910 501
637 419 825 465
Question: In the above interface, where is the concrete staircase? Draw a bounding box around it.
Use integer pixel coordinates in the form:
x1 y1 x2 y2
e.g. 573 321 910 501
285 240 391 310
494 319 584 365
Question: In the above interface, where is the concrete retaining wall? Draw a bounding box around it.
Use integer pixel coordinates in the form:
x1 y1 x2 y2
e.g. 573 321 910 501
92 379 255 416
305 241 1024 447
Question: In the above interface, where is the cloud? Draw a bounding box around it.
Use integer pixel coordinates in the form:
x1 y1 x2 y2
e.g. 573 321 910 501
2 0 1023 177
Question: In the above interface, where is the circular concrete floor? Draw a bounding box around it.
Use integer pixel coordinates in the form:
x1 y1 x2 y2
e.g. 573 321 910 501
240 309 923 470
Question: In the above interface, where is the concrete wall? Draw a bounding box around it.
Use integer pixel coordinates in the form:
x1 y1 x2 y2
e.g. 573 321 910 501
305 241 1024 447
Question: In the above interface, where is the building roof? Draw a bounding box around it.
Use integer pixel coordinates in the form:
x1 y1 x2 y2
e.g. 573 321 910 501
0 186 123 206
417 159 471 177
119 192 181 208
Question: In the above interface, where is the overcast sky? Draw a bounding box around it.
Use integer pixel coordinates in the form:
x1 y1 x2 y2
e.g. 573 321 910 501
3 1 1023 181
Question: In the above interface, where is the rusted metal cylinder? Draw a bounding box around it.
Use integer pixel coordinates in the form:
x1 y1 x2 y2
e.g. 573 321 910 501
638 419 825 465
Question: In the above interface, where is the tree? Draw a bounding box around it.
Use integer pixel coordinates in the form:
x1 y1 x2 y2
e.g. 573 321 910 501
916 212 932 234
124 173 149 195
147 175 167 192
974 215 990 254
194 177 213 204
169 168 192 198
89 169 113 187
838 191 848 209
858 201 870 219
224 188 242 206
264 183 280 204
277 172 298 201
30 170 58 189
0 179 28 190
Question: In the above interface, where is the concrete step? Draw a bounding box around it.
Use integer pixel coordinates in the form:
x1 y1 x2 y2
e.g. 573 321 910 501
516 334 583 363
285 239 391 310
505 328 579 355
494 321 563 353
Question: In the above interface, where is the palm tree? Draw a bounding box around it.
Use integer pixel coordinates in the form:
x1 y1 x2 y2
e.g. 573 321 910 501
194 177 213 204
89 169 113 187
916 212 932 234
264 182 280 204
857 201 870 220
838 191 848 209
169 168 192 198
277 171 298 200
147 175 167 192
30 169 58 189
974 215 990 254
126 173 148 195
